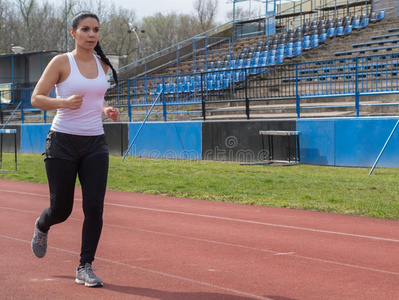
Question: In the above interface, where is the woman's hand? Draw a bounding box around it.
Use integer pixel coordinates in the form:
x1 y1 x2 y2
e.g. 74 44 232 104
104 106 119 122
65 94 84 110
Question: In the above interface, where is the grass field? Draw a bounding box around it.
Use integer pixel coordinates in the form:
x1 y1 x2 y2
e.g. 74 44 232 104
1 153 398 220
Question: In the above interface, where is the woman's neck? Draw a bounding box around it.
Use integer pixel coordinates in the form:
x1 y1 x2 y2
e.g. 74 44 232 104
72 47 94 62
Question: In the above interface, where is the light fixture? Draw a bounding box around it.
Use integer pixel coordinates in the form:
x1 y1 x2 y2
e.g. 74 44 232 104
11 46 25 54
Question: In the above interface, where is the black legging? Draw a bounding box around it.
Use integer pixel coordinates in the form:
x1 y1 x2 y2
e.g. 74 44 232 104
38 152 109 265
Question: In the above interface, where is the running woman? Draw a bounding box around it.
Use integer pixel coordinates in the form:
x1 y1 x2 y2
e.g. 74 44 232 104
30 11 119 287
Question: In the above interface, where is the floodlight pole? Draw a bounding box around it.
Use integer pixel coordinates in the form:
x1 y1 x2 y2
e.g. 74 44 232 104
65 0 69 52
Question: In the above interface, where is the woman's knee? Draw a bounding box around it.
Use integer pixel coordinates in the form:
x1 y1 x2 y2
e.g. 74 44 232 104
49 206 73 223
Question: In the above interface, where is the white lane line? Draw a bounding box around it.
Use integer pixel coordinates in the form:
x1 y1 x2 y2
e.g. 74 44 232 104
274 252 295 256
0 235 272 300
105 203 399 244
2 209 399 276
1 188 399 244
103 222 399 276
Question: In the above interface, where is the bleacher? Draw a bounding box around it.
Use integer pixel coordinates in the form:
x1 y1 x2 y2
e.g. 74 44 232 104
120 8 394 121
5 5 398 123
149 10 386 98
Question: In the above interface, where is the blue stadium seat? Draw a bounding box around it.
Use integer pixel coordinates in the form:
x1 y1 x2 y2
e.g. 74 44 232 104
242 58 251 69
151 84 163 95
376 11 385 21
310 35 319 48
260 50 268 58
285 46 293 58
221 78 230 90
249 57 260 74
352 19 360 29
276 54 284 64
293 46 302 56
359 17 369 28
214 79 223 90
268 55 276 65
269 49 277 57
285 43 293 57
259 57 267 67
233 71 241 82
302 39 311 50
319 33 327 43
228 60 236 68
327 27 335 38
343 25 352 35
335 26 344 36
207 80 215 91
277 48 285 56
181 81 190 93
163 83 171 94
235 59 244 69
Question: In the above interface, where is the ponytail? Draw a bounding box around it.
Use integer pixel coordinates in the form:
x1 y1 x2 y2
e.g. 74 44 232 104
95 42 119 86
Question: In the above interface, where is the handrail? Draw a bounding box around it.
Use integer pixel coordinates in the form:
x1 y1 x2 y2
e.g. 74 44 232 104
122 89 163 161
317 0 369 10
2 101 22 129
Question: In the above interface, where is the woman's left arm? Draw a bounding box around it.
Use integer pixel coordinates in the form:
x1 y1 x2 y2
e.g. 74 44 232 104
103 100 119 122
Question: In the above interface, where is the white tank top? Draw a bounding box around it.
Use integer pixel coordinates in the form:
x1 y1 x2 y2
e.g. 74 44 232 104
51 52 108 136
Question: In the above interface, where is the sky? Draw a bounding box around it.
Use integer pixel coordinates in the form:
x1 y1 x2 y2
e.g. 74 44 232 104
47 0 267 24
106 0 266 23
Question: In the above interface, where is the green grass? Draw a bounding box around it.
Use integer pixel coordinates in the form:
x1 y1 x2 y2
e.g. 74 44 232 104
1 153 399 220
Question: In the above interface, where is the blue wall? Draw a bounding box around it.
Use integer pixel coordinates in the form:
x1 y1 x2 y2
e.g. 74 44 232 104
20 124 51 154
297 117 399 167
127 121 202 159
20 122 203 159
18 118 399 168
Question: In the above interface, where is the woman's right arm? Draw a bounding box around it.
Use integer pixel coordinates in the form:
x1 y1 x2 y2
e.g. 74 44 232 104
31 55 83 111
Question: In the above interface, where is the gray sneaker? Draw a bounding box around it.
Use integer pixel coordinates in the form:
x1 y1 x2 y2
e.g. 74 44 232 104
75 263 103 287
31 218 47 258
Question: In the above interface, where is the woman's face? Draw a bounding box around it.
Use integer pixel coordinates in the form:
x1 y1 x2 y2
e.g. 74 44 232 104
71 17 100 50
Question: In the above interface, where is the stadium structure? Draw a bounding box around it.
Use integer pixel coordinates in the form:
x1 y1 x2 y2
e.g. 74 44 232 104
0 0 399 168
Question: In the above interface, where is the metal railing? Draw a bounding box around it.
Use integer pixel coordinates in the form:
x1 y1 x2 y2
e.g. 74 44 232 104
3 52 399 123
296 52 399 117
105 61 297 121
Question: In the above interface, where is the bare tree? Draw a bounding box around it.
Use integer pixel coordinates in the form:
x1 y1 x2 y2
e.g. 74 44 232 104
226 6 257 21
193 0 218 32
143 13 181 54
0 0 223 69
16 0 35 48
100 6 139 64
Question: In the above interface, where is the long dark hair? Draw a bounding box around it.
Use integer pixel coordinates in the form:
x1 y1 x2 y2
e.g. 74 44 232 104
71 11 118 86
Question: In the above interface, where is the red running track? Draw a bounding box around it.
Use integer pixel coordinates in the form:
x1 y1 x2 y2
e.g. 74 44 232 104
0 179 398 299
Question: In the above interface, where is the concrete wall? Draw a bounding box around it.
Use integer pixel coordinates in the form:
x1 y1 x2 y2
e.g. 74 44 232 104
202 120 297 162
